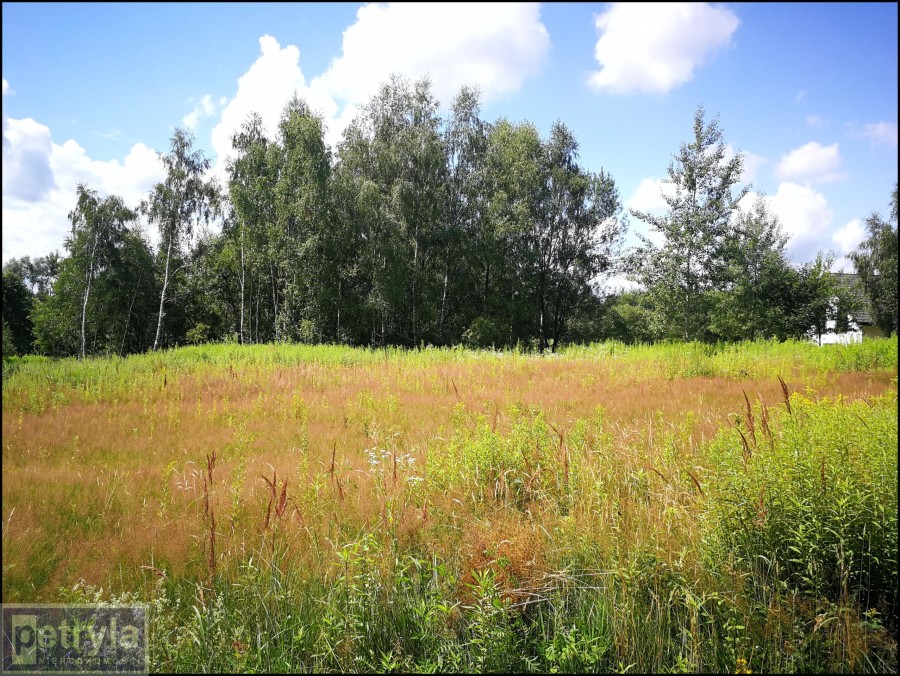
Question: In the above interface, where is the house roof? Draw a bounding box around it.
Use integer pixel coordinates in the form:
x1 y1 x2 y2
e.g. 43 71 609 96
833 272 874 325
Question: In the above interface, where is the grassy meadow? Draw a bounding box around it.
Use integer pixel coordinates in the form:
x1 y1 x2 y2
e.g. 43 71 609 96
2 337 898 673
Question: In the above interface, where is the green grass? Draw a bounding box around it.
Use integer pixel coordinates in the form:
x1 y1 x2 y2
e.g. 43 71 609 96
3 336 896 412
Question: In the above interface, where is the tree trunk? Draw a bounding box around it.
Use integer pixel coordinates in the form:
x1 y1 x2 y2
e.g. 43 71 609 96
80 232 99 360
153 234 174 351
239 224 245 344
439 249 449 336
80 262 93 360
270 262 278 342
119 280 140 356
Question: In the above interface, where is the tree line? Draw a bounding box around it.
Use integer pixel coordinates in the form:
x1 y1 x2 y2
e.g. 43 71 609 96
2 77 897 359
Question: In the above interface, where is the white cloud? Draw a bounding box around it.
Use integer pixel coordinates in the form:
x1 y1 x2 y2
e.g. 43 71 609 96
600 272 642 294
208 35 335 178
313 3 550 107
2 117 56 202
774 141 845 184
627 177 672 215
795 90 807 102
588 2 738 95
625 177 674 247
831 217 865 257
5 5 553 263
745 182 834 263
182 94 221 131
860 121 898 148
741 151 766 185
2 115 165 263
211 8 550 173
829 218 865 275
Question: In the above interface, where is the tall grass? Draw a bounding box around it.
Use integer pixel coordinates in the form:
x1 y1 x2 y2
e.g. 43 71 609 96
3 336 895 412
2 337 897 672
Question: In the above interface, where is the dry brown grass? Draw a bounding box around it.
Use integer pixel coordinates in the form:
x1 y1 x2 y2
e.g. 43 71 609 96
1 352 895 601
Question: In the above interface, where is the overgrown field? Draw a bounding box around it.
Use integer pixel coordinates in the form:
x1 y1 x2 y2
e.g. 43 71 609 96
2 338 898 673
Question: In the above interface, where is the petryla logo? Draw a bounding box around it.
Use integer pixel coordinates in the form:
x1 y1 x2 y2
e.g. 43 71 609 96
1 604 147 674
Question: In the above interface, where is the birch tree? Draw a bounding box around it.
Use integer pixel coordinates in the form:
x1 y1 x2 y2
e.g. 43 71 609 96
143 128 219 350
67 184 136 358
227 113 274 344
541 122 623 351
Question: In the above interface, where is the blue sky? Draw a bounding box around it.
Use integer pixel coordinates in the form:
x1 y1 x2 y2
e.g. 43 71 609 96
3 2 897 287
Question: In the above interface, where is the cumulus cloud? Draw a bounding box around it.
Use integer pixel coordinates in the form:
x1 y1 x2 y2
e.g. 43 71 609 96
740 151 767 185
2 117 56 202
211 8 550 173
829 217 866 272
768 183 833 259
625 177 675 247
2 116 165 263
312 2 550 107
208 35 335 177
774 141 845 184
860 121 898 148
739 182 834 263
6 5 553 263
588 2 739 95
600 272 643 294
627 177 673 216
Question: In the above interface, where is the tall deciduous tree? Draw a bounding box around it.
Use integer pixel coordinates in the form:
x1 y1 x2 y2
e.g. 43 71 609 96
442 85 489 343
849 183 898 335
337 74 447 346
485 118 546 345
540 121 623 351
66 184 137 358
143 128 219 350
274 96 333 342
228 113 276 344
707 198 794 341
32 186 155 357
628 106 748 341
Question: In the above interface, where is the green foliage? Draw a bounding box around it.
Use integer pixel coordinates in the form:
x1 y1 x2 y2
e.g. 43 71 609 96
596 291 662 344
627 108 852 345
703 391 898 619
185 323 210 345
29 185 154 358
21 86 868 356
462 315 506 348
629 105 749 342
2 266 33 354
428 403 581 510
850 183 898 336
707 198 798 341
2 318 17 358
143 128 220 351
